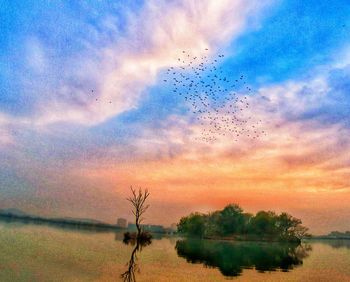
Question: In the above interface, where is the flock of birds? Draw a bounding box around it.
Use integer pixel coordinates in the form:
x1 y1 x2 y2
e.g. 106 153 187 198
89 48 267 144
163 49 267 143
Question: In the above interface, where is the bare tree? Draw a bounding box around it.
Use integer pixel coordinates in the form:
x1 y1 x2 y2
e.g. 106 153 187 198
121 187 151 281
127 186 150 234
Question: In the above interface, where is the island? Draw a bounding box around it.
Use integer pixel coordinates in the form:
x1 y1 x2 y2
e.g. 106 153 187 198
177 204 309 243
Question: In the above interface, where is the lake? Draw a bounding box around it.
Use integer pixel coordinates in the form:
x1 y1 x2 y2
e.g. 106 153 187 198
1 221 350 281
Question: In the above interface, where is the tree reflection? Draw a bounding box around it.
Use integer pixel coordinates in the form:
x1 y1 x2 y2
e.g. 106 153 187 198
319 239 350 249
175 239 311 277
121 233 152 281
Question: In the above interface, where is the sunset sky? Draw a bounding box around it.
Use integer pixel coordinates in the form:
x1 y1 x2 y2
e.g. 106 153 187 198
1 1 350 234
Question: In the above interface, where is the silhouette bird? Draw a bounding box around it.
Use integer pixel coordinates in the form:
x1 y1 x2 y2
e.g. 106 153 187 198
162 49 266 143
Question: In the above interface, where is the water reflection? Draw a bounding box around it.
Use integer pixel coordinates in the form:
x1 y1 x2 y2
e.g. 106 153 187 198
316 239 350 249
175 239 311 277
121 233 152 282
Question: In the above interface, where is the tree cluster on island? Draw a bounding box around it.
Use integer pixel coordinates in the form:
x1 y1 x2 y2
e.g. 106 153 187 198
177 204 309 243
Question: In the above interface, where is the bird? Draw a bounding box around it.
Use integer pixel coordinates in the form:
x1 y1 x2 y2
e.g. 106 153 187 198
161 49 266 143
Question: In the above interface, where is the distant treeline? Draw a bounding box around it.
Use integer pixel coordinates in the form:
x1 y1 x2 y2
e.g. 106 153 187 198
317 231 350 239
0 210 120 231
0 209 173 234
177 204 309 242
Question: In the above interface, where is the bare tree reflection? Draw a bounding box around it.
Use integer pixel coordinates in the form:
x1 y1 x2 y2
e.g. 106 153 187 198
121 231 152 281
121 242 138 282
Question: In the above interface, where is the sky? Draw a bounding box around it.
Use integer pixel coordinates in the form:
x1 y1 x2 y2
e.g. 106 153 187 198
1 0 350 234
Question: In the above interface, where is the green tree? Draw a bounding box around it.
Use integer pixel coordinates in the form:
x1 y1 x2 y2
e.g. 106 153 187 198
276 212 309 240
241 212 253 234
217 204 245 235
249 211 277 236
177 213 206 238
205 211 221 237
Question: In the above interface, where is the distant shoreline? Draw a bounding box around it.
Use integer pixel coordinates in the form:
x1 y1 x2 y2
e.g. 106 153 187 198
0 211 174 235
186 234 350 242
306 236 350 240
0 212 122 231
2 215 349 241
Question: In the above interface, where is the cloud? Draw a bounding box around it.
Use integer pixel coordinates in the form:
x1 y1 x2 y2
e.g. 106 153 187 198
0 114 16 147
64 63 350 232
26 0 272 126
7 36 348 202
25 37 47 73
74 57 350 196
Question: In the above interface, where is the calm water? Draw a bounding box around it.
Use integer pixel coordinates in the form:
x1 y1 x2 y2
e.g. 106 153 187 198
1 222 350 281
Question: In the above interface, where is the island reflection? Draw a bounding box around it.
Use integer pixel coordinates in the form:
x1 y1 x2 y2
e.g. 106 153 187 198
175 239 312 277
